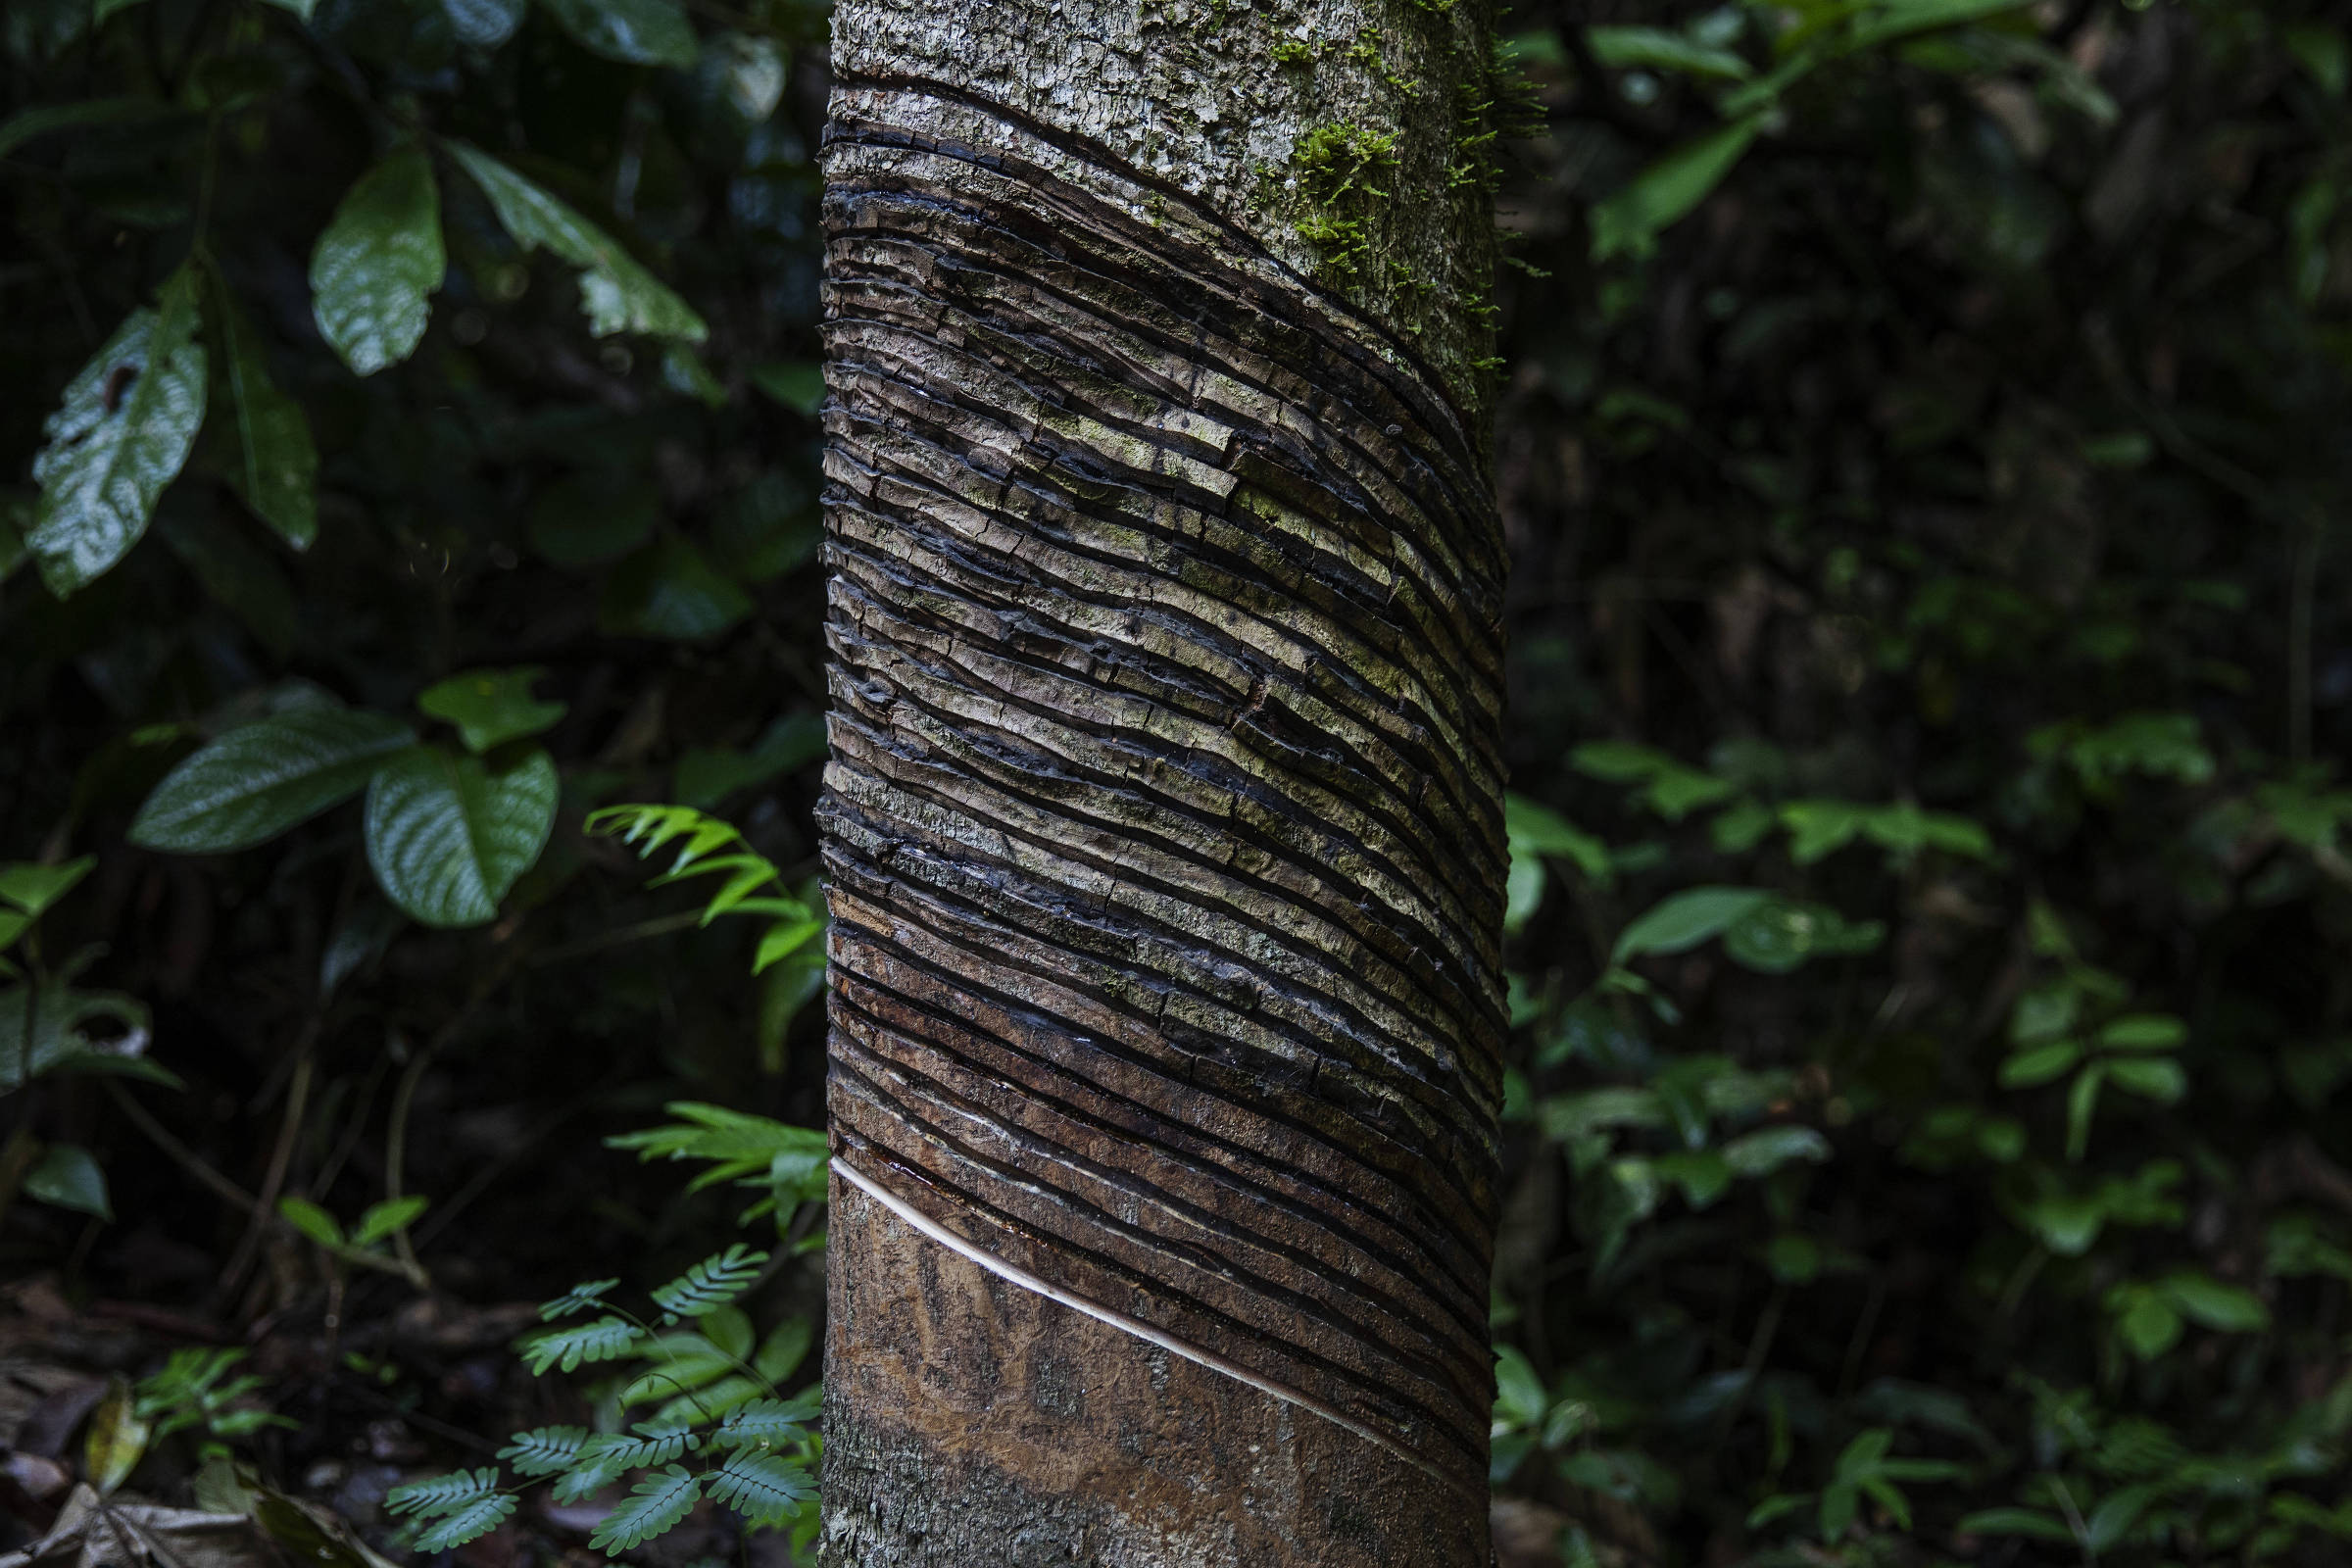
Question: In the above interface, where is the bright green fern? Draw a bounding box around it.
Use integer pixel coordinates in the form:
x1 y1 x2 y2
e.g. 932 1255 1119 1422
391 1252 820 1556
583 804 826 974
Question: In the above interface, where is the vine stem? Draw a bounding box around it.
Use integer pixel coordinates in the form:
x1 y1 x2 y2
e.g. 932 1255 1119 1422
214 1017 321 1304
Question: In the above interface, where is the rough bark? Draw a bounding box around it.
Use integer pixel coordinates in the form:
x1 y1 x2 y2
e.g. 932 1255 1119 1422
816 3 1509 1561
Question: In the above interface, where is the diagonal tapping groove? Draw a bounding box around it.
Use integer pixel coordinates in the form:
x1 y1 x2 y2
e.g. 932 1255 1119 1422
817 81 1509 1496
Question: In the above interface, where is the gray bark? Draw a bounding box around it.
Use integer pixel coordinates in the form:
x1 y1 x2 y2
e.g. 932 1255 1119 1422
816 3 1509 1561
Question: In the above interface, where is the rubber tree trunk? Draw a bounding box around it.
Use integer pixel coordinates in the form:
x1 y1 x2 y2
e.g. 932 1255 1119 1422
815 2 1510 1562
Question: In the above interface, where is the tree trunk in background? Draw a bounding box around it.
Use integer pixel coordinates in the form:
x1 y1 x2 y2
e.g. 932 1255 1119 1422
815 2 1509 1561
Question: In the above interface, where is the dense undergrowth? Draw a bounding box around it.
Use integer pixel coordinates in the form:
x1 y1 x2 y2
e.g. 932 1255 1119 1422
2 0 2349 1565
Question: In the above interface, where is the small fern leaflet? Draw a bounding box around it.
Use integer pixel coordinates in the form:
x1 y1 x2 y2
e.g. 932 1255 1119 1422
498 1426 588 1477
386 1468 503 1519
710 1393 820 1450
520 1315 643 1374
414 1493 517 1552
589 1466 701 1554
651 1243 768 1323
539 1278 620 1321
706 1449 814 1527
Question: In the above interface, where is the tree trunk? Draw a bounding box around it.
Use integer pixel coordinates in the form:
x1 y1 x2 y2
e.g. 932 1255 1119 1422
815 3 1510 1561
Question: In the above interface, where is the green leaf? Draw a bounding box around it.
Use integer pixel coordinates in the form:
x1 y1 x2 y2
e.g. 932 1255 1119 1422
1493 1346 1547 1429
25 1142 111 1220
753 1316 813 1383
1778 800 1865 864
311 146 445 376
651 1243 770 1323
519 1315 643 1374
276 1197 344 1248
1592 115 1764 261
28 268 207 596
2115 1288 2183 1359
130 704 416 853
600 535 753 639
2105 1056 2185 1103
1506 795 1612 880
579 1422 699 1470
2066 1063 2105 1160
710 1392 820 1449
417 667 567 754
589 1466 701 1554
0 858 95 919
1611 887 1772 962
1998 1040 2082 1089
364 745 558 927
1956 1506 2077 1543
497 1426 587 1477
1721 1125 1831 1179
414 1493 516 1552
387 1469 503 1520
540 1278 621 1320
1722 900 1883 973
206 274 318 551
750 361 824 415
2159 1272 2271 1333
449 143 707 341
1588 24 1750 79
705 1449 813 1527
535 0 698 67
2099 1014 2186 1052
352 1195 428 1246
445 0 527 46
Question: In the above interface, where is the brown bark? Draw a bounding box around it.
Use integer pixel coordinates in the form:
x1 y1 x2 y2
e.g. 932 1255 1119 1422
816 5 1508 1560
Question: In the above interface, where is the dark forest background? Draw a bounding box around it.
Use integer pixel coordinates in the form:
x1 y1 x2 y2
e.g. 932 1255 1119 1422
3 0 2349 1563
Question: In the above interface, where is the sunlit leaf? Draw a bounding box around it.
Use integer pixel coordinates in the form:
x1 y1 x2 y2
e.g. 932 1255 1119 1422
417 667 567 754
311 146 445 376
449 143 706 342
28 267 207 596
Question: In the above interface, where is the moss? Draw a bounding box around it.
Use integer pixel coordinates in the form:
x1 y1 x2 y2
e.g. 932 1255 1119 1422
1269 37 1315 67
1292 122 1399 283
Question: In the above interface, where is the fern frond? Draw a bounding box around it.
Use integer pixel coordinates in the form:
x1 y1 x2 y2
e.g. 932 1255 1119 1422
539 1278 620 1321
650 1243 768 1323
588 1466 701 1554
520 1315 643 1374
498 1426 589 1478
608 1103 826 1195
550 1446 630 1505
753 916 825 975
386 1468 503 1519
706 1449 815 1527
413 1493 517 1552
582 1422 701 1470
710 1392 820 1450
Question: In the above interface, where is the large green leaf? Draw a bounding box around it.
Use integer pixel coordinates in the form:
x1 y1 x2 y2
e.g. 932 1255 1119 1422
27 267 207 596
364 745 558 927
310 146 445 376
130 704 416 853
535 0 698 68
1591 116 1765 261
207 272 318 551
445 0 527 45
1612 886 1773 962
449 143 707 342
